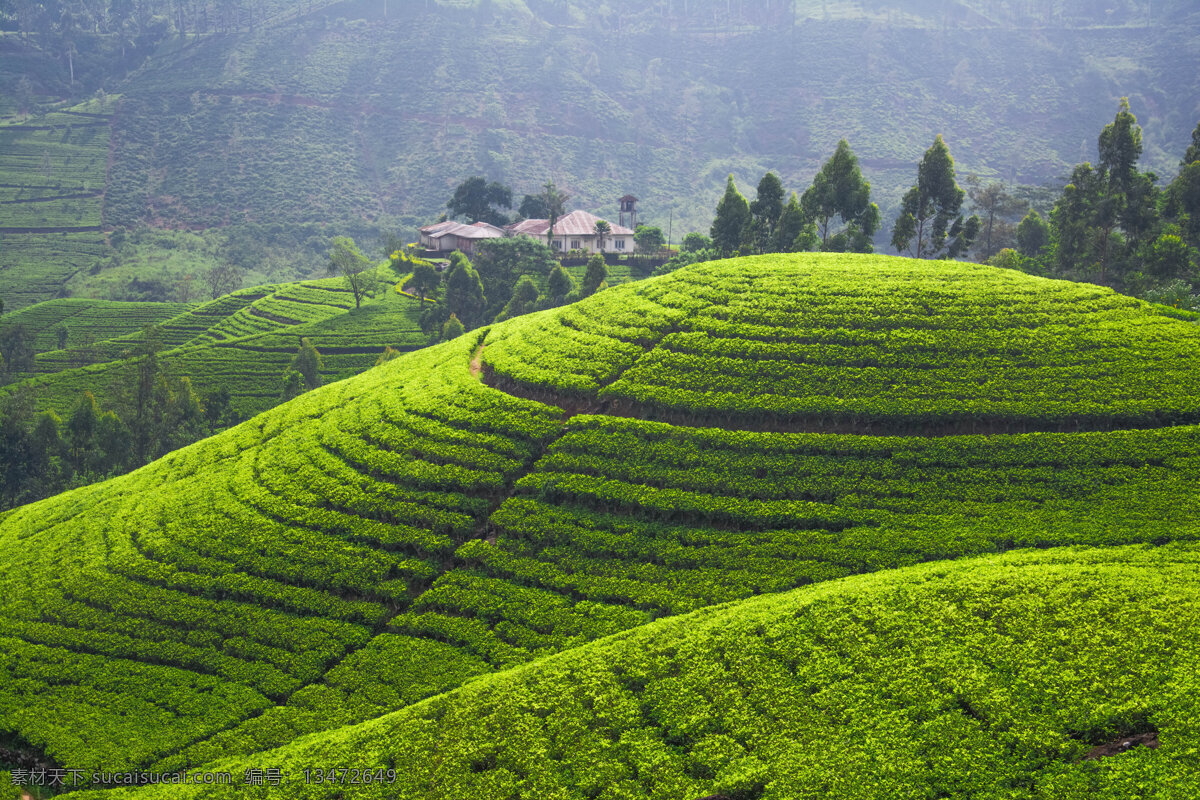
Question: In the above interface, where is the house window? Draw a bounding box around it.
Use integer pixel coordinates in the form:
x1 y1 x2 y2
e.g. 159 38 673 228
571 240 581 250
552 239 562 250
615 239 626 250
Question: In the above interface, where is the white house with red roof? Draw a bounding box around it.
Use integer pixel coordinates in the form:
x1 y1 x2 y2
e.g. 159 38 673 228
507 210 634 254
421 210 634 257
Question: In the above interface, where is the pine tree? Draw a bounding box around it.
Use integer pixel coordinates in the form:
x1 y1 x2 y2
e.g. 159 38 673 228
710 174 751 256
802 140 880 252
891 135 979 259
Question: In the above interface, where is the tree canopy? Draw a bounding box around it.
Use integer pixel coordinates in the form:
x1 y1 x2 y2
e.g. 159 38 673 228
891 135 979 259
327 236 379 309
801 140 879 252
447 176 512 226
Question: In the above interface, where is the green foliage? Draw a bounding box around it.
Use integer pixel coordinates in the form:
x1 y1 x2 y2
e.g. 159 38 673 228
290 338 324 391
441 313 466 341
471 237 556 321
6 253 1200 786
1165 161 1200 250
407 262 440 302
1017 209 1051 257
1050 100 1162 287
496 277 541 323
891 135 979 259
327 236 379 309
581 254 607 297
444 259 488 330
710 174 751 256
681 232 711 253
447 176 512 227
85 546 1200 800
545 265 576 306
801 140 879 253
632 224 665 254
488 253 1200 431
748 171 784 253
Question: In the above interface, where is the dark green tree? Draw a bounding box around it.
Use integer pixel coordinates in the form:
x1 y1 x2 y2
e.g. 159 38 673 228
280 370 304 401
518 193 549 219
447 176 512 226
633 225 666 254
891 135 979 259
773 192 806 252
496 275 541 321
408 262 440 302
681 233 711 253
581 254 607 296
749 172 785 253
291 338 323 390
546 265 576 307
1141 231 1195 281
1184 122 1200 168
94 410 131 474
802 140 880 252
1016 210 1051 257
441 314 466 341
444 258 488 329
1050 99 1160 285
66 391 99 473
0 323 34 377
472 237 556 320
711 174 751 256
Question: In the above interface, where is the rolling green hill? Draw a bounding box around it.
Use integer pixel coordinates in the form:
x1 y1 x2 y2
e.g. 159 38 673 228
2 253 1200 794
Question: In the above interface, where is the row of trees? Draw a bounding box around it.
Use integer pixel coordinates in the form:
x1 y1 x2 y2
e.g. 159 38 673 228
698 103 1199 298
402 239 608 340
708 140 886 259
0 326 228 509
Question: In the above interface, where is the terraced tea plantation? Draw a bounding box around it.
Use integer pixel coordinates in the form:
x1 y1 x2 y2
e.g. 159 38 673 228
0 298 194 352
0 104 112 308
4 276 427 419
4 253 1200 798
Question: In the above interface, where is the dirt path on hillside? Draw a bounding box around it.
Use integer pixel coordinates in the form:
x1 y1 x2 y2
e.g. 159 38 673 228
469 344 484 379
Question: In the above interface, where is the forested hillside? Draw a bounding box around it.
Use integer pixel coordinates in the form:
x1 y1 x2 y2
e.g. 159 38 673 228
1 0 1198 307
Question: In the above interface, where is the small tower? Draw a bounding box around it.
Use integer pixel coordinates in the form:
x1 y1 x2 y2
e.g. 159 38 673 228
619 195 638 230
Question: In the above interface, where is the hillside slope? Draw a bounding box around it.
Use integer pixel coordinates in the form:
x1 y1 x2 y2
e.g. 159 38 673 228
2 253 1199 787
3 1 1199 307
2 276 426 419
87 544 1200 799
